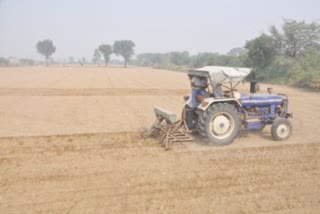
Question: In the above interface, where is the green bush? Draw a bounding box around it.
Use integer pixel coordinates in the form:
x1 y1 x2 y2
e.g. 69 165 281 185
0 57 9 66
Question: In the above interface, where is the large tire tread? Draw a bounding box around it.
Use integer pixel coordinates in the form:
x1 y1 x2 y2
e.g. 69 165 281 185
199 103 241 145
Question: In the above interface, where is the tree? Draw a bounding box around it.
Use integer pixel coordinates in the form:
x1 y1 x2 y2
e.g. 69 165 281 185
78 57 86 66
0 57 9 66
113 40 135 67
36 39 56 66
169 51 190 65
92 49 101 64
136 53 161 66
243 19 320 89
98 44 112 66
227 47 245 56
270 19 320 58
19 58 35 66
245 34 278 68
190 52 216 67
68 56 75 64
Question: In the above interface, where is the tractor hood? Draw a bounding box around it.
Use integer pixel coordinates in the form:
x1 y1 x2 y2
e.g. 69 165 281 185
188 66 252 86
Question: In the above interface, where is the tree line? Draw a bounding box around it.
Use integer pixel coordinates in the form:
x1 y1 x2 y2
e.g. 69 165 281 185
134 48 247 70
35 39 135 68
1 18 319 89
134 19 320 89
245 19 320 89
92 41 135 67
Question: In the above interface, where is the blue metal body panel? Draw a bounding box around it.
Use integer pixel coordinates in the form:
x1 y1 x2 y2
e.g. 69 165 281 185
246 120 264 130
238 93 284 130
240 93 282 107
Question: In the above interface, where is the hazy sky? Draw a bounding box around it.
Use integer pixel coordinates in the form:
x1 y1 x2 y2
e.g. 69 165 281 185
0 0 319 60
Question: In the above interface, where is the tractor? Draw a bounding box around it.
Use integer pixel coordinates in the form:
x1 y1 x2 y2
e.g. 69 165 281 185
146 66 293 148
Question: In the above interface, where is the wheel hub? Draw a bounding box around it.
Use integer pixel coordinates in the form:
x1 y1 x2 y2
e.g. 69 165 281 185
212 115 231 135
277 124 290 138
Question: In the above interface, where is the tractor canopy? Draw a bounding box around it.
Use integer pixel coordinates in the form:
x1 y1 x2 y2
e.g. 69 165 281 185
188 66 252 87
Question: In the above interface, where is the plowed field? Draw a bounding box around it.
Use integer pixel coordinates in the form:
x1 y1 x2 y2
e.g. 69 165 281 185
0 66 319 213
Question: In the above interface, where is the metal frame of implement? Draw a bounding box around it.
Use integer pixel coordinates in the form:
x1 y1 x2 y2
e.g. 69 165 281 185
145 106 193 149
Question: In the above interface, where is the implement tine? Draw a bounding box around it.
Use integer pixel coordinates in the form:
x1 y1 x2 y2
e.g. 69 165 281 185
146 106 194 149
145 117 163 138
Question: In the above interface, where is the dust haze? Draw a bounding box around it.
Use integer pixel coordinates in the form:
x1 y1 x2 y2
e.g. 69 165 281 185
0 1 320 213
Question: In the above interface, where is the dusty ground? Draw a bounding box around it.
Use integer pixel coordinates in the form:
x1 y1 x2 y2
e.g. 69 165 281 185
0 66 319 213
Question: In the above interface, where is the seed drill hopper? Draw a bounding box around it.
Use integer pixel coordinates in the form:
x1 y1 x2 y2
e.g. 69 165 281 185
145 106 193 149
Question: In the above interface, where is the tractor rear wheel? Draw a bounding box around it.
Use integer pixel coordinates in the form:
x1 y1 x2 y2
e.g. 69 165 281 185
271 118 293 141
199 103 241 145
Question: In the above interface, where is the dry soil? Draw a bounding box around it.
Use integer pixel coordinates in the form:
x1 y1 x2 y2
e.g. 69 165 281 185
0 66 319 213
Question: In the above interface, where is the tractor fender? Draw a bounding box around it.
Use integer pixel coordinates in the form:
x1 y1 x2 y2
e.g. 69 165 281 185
197 97 242 111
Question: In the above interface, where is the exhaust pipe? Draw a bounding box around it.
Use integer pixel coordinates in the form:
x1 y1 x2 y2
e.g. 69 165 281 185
250 70 257 93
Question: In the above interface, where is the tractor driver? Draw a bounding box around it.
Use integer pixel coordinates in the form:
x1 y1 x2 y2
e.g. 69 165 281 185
190 76 208 108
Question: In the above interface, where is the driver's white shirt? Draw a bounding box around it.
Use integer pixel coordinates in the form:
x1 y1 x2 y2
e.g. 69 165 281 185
191 76 207 90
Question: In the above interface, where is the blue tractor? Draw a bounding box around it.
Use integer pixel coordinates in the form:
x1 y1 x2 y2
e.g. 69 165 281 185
183 66 293 145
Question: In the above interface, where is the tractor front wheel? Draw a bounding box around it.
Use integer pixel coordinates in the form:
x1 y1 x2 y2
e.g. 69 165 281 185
271 118 293 141
199 103 241 145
